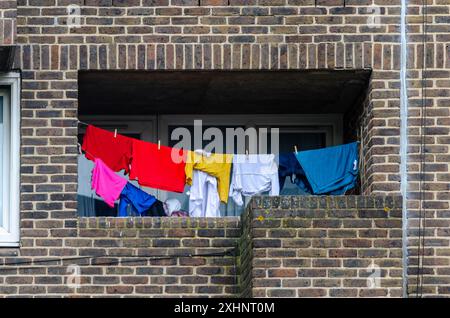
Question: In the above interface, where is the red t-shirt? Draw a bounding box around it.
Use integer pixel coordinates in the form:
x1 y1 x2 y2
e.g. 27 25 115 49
81 125 133 173
129 139 187 193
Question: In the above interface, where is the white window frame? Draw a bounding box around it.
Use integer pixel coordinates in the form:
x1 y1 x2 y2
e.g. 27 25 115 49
0 72 21 247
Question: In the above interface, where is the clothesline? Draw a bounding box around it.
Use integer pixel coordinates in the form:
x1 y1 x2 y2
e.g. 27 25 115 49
79 120 275 156
78 120 90 127
78 120 357 156
79 122 360 218
77 142 95 159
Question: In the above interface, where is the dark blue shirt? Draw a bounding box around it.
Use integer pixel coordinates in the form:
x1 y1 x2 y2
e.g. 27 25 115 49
278 153 312 194
118 182 161 217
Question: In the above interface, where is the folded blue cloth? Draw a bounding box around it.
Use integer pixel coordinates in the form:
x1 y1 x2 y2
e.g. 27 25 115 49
118 182 158 217
294 142 359 195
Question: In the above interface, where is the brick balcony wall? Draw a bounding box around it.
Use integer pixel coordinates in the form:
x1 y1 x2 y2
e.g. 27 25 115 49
0 217 241 297
0 0 448 297
241 195 403 298
0 196 402 297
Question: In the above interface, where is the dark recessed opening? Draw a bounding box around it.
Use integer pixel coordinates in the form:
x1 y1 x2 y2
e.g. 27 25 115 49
78 69 371 116
0 46 16 72
77 69 372 217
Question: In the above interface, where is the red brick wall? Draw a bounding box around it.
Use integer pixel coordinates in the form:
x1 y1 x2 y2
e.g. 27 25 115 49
1 218 240 296
0 0 16 45
0 196 403 297
0 0 448 297
405 0 450 297
242 195 403 298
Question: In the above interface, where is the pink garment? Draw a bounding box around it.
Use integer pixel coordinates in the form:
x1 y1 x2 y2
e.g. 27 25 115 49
91 158 127 208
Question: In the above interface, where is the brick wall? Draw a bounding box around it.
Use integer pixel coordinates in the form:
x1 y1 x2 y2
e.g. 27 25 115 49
1 217 240 297
0 0 448 297
238 205 253 298
0 196 403 297
406 0 450 297
343 76 371 194
241 195 403 298
0 0 16 45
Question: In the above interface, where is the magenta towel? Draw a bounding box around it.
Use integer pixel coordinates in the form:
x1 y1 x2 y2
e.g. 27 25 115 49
91 158 127 208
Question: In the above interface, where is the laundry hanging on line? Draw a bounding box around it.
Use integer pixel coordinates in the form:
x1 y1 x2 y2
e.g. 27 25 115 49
278 152 313 194
294 142 359 195
81 123 361 217
89 156 165 217
91 158 128 208
229 154 280 206
129 138 188 193
118 182 163 217
82 125 133 173
82 124 189 193
189 169 221 218
185 150 233 204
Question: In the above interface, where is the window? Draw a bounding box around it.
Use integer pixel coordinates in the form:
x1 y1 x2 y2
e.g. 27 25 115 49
0 73 20 246
78 114 342 217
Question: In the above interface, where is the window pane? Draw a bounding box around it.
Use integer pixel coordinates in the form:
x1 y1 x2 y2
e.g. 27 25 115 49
278 131 326 153
0 96 3 227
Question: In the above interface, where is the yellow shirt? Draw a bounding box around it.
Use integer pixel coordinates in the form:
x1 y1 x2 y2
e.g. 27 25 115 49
185 151 233 204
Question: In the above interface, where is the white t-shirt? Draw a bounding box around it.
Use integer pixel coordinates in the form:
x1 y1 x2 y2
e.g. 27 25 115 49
229 154 280 206
189 170 220 217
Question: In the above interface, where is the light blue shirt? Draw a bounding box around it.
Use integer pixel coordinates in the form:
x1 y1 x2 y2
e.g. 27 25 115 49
294 142 359 195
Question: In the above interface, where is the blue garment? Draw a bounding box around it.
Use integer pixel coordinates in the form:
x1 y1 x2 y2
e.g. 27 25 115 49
277 153 312 194
294 142 359 195
118 182 158 217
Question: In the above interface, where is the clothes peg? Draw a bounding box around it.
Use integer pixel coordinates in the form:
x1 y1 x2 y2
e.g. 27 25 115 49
294 145 298 154
158 140 161 150
114 129 117 138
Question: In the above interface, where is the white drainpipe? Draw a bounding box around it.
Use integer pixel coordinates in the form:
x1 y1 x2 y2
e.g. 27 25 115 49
400 0 409 298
